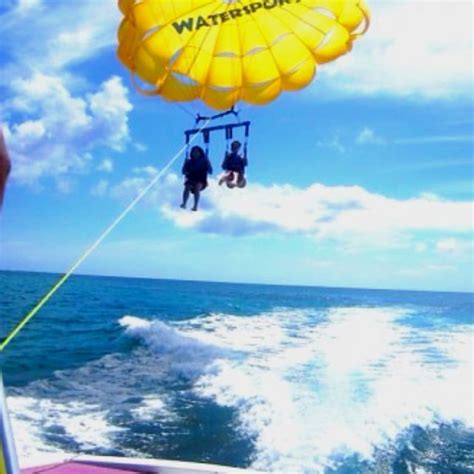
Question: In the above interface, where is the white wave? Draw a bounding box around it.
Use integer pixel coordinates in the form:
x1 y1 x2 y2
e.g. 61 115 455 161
119 315 228 377
119 315 152 330
131 395 171 422
9 315 224 468
8 395 124 467
10 307 472 472
8 343 180 466
177 310 310 353
191 306 474 473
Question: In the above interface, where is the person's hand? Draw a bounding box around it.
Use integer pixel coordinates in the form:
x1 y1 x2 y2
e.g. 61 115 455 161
0 127 12 208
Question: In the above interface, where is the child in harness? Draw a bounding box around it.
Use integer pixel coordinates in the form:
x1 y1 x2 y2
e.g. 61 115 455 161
218 140 247 189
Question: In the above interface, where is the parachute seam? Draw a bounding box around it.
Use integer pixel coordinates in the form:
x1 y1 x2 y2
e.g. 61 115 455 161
233 6 244 104
279 2 369 47
121 0 215 68
238 1 283 94
279 4 328 38
261 5 316 79
129 0 217 105
278 4 350 59
202 1 235 98
159 1 225 104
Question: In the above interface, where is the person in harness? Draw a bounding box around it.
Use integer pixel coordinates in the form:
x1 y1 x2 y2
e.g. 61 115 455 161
180 145 213 211
219 140 247 189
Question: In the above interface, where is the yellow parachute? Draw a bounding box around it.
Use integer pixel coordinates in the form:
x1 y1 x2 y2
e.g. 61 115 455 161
117 0 370 110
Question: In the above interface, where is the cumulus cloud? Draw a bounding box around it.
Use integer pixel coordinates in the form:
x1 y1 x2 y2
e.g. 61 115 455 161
318 0 473 99
108 170 473 248
0 1 134 188
4 74 132 186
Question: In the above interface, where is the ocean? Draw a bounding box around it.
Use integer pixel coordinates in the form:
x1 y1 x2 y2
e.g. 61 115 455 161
0 270 473 473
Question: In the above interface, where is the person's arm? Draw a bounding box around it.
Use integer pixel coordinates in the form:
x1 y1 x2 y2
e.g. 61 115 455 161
0 128 11 208
222 152 229 170
207 157 213 175
182 159 189 175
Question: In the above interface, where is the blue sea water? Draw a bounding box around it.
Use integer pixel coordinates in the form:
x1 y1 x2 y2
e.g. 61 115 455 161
0 270 473 473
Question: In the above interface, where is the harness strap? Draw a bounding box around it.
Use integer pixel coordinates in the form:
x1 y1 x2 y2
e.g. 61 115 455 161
243 122 250 159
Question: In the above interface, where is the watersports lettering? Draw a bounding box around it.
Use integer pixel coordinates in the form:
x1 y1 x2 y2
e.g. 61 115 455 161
173 0 302 34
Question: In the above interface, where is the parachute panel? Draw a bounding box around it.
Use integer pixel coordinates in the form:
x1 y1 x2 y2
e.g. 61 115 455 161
117 0 370 109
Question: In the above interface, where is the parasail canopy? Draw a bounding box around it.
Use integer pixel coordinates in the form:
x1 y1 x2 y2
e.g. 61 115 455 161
117 0 370 110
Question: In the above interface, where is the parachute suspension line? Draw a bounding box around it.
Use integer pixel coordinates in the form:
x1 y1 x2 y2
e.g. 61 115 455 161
184 120 251 154
243 121 250 160
185 131 191 159
0 119 211 353
195 107 240 127
225 125 233 153
175 102 197 120
203 129 210 158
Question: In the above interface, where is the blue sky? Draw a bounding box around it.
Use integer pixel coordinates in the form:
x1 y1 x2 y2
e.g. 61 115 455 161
0 0 473 292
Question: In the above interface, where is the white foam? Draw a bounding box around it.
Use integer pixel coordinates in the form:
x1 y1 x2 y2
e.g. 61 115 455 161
191 306 474 472
8 395 124 467
131 396 170 422
119 315 227 377
10 307 472 472
119 315 152 330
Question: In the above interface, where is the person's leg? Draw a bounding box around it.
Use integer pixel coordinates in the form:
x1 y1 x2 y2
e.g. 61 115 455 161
181 183 191 208
237 171 247 187
219 171 231 185
226 172 236 188
192 183 203 211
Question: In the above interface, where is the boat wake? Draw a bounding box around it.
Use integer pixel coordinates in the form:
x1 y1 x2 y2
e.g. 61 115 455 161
9 306 474 472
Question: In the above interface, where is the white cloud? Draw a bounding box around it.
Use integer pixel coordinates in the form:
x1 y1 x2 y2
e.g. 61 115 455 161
16 0 42 14
56 177 74 194
88 77 132 151
0 0 119 76
318 0 473 99
91 179 109 197
134 143 149 153
0 1 134 188
110 168 178 206
108 171 473 249
133 166 159 176
356 127 386 145
317 134 346 153
5 74 132 186
97 159 114 173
